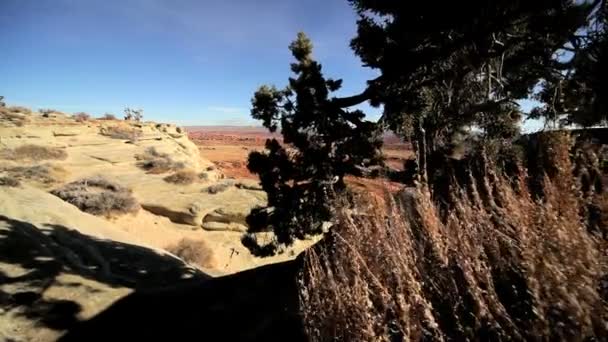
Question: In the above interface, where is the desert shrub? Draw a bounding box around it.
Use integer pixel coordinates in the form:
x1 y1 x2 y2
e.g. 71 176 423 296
235 181 263 191
39 108 60 117
72 112 91 122
0 176 20 187
0 144 67 161
100 125 143 140
51 177 139 216
299 133 608 341
202 180 234 194
7 106 32 114
0 108 28 126
135 147 185 174
99 113 117 120
124 107 143 121
2 164 66 185
165 238 215 269
163 169 197 185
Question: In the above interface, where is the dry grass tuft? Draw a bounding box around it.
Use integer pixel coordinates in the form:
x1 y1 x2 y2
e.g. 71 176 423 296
164 169 197 185
0 106 31 126
72 112 91 122
1 164 67 186
165 238 215 269
300 132 608 341
98 113 117 120
202 180 234 194
136 147 185 174
100 125 143 140
51 177 140 216
0 145 67 161
0 176 20 187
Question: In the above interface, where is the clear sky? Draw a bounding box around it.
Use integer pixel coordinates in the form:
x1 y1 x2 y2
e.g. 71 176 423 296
0 0 379 125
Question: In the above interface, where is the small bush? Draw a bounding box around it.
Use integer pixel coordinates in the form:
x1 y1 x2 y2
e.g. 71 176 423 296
7 106 32 114
2 164 66 185
99 113 117 120
39 108 60 117
163 170 197 185
72 112 91 122
51 177 139 216
0 176 20 187
202 180 234 194
100 125 143 140
165 238 215 269
0 108 28 126
0 144 67 161
136 147 185 174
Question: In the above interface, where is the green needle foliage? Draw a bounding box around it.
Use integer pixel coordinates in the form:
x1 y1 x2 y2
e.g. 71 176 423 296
243 32 383 256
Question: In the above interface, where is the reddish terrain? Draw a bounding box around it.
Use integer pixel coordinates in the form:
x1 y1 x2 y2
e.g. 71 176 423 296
186 126 413 180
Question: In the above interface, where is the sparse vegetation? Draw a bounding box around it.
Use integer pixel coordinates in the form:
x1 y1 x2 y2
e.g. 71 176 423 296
0 144 67 161
72 112 91 122
165 238 215 269
0 106 31 126
0 176 20 187
135 147 185 174
163 169 197 185
99 113 117 120
51 177 139 216
1 164 67 185
202 180 234 194
100 125 143 140
38 108 60 117
6 106 32 115
124 107 143 122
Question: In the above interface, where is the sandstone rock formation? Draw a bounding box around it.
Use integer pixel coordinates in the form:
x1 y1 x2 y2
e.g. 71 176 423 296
0 110 313 340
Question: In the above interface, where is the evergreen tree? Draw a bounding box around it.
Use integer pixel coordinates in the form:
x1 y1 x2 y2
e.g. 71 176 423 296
243 32 383 256
344 0 595 180
531 0 607 127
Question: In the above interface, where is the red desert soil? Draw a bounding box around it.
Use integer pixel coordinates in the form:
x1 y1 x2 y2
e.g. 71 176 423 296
187 126 413 188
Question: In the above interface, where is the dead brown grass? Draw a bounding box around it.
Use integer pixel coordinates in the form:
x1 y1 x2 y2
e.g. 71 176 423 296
98 113 117 120
163 169 197 185
300 132 608 341
51 177 140 216
0 144 67 161
72 112 91 122
165 238 215 269
136 147 185 174
0 176 20 187
202 180 234 194
100 125 143 140
0 106 31 126
1 164 67 186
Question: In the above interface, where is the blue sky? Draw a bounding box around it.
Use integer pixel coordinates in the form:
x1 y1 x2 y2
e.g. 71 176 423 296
0 0 379 125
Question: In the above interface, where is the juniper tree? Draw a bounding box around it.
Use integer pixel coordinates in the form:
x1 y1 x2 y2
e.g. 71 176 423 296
531 0 607 127
343 0 596 181
242 32 383 256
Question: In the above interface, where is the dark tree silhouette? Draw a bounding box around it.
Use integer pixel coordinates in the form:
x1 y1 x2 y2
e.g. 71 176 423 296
243 32 383 256
123 107 143 121
344 0 597 181
531 0 607 127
